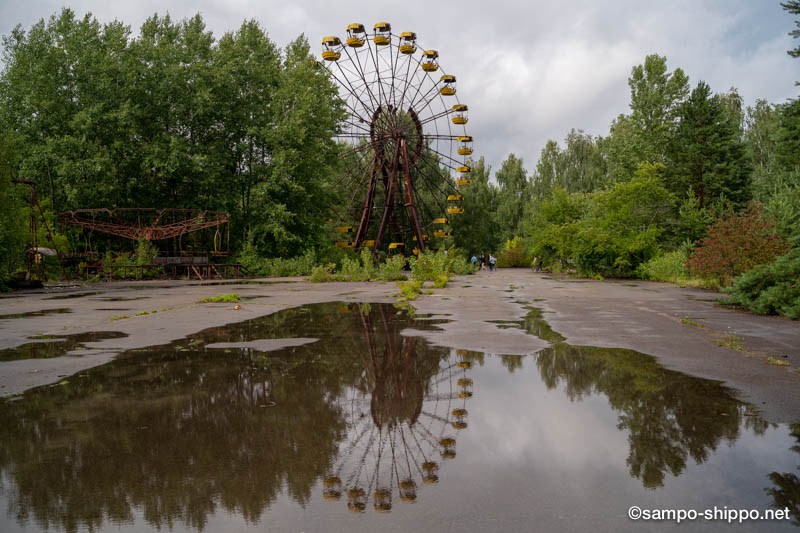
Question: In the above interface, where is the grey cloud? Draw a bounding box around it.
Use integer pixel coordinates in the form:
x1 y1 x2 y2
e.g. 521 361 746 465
1 0 797 172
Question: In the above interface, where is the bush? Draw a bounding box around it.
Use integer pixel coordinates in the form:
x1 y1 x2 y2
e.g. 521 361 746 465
722 248 800 319
308 263 336 282
636 249 690 282
496 237 531 268
396 280 423 301
238 245 317 277
376 255 407 281
408 249 471 282
687 205 790 286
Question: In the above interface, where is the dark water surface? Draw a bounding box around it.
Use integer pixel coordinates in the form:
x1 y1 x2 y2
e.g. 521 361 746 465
0 303 797 532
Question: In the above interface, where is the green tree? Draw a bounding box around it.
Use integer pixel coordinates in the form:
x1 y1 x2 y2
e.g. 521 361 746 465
745 99 783 200
0 131 26 282
451 157 501 254
627 54 690 165
782 1 800 59
246 36 344 257
214 20 282 244
668 81 752 208
495 153 531 242
573 165 675 276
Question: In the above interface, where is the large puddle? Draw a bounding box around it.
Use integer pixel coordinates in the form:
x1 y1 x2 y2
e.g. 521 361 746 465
0 302 797 532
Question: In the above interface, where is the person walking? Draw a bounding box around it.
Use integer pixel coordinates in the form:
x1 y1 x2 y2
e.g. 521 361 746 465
470 254 478 271
489 254 496 271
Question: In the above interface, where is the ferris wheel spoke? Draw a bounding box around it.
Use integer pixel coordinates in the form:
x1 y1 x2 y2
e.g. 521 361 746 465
418 108 455 126
341 46 380 112
407 81 443 116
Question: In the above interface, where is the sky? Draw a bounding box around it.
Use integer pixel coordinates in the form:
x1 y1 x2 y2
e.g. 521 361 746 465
1 0 798 174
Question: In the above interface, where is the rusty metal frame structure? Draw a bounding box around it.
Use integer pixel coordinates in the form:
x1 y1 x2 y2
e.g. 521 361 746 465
59 208 229 243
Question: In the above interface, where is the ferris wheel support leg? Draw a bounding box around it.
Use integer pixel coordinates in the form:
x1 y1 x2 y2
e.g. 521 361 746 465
355 154 381 248
372 147 401 254
400 140 425 253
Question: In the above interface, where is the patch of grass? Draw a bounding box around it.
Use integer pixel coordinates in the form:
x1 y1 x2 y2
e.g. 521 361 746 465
433 274 449 288
679 316 706 329
713 333 746 352
198 293 240 303
396 280 423 301
110 314 130 321
767 356 790 367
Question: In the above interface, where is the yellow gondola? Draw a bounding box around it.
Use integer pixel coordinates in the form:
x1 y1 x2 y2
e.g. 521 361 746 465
321 36 342 61
373 22 391 46
336 241 355 248
388 242 404 249
447 207 464 215
456 165 471 174
399 31 417 54
412 234 429 241
359 239 375 247
336 225 353 233
456 178 472 186
433 217 448 225
447 194 463 202
433 230 450 238
346 23 366 47
451 104 468 125
412 248 421 255
457 135 473 155
421 50 439 72
439 74 456 96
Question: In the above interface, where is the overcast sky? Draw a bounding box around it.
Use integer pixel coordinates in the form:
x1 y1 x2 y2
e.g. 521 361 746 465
1 0 798 173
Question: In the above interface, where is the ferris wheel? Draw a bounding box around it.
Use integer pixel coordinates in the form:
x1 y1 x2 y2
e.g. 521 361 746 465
321 22 473 255
321 305 475 512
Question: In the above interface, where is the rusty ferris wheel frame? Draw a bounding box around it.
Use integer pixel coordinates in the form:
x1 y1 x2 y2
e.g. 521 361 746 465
322 22 473 255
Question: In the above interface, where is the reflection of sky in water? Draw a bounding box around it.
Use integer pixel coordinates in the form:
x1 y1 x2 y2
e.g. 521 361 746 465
255 357 798 533
0 303 796 532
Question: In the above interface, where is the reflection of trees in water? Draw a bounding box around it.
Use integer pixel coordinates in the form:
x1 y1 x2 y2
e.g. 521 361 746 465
0 303 459 532
535 341 770 489
766 423 800 525
321 305 473 513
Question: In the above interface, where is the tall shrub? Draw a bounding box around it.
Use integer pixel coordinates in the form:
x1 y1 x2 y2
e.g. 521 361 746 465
687 205 790 286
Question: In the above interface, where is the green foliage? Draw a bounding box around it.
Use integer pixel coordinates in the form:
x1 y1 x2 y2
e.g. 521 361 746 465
722 247 800 319
0 166 26 283
198 293 240 303
667 82 751 209
450 157 502 254
134 239 158 266
339 251 374 282
396 280 423 301
408 250 460 283
0 10 343 264
496 237 532 268
783 0 800 58
376 255 408 281
527 187 588 270
626 54 690 166
528 170 673 277
636 249 690 282
306 251 408 283
238 246 317 277
308 263 336 283
687 205 790 286
495 153 531 240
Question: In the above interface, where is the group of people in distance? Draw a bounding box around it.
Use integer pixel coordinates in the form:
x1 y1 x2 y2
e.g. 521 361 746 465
470 253 496 271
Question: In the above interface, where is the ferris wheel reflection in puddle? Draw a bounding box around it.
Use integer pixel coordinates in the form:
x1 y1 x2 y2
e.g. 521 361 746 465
322 305 475 513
